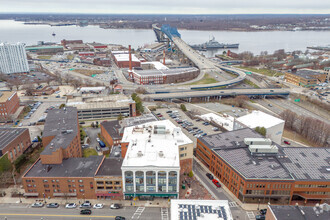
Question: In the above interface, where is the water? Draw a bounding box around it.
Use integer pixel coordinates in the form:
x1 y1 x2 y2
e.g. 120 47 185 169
0 20 329 56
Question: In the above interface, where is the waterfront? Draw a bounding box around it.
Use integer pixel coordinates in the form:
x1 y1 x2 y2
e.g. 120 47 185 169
0 20 329 56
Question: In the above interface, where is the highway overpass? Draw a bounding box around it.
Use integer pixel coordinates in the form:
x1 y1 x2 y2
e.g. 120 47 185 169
141 88 290 102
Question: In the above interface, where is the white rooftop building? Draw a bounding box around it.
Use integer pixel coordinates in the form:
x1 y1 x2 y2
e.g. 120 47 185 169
198 113 234 131
121 120 193 199
234 110 285 144
171 199 233 220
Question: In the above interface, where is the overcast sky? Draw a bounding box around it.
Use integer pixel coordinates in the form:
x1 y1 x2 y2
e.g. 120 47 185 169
0 0 330 14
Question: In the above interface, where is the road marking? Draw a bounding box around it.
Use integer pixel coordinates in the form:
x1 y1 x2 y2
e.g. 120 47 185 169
161 207 169 220
0 213 116 218
246 211 255 219
228 202 237 208
131 207 145 219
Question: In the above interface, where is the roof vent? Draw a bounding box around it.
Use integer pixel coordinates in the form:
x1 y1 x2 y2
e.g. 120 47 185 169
137 151 143 157
159 151 164 158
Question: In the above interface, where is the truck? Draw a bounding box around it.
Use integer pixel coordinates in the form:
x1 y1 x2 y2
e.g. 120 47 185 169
98 141 106 148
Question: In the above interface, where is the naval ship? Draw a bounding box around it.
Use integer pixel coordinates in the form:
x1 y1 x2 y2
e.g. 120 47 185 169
190 37 239 50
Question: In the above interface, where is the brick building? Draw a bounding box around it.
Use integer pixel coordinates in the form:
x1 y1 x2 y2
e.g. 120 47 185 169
285 69 327 87
100 120 122 146
196 128 330 206
40 107 81 164
113 53 141 68
0 91 20 121
0 128 31 162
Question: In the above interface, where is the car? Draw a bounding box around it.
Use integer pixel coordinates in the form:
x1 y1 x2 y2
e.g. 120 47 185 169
31 202 44 208
201 133 207 137
46 203 59 208
65 203 77 209
96 138 100 142
93 203 104 209
82 144 89 149
206 173 213 180
212 179 221 188
110 204 121 209
80 209 92 215
212 127 219 131
115 216 126 220
196 119 201 121
260 209 267 215
96 146 101 151
166 111 172 113
268 104 273 107
284 140 291 145
79 121 85 125
255 215 265 220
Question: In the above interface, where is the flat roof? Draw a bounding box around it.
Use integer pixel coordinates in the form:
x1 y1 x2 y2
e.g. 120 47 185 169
133 67 198 77
0 128 27 151
291 69 325 80
235 110 284 129
41 107 79 156
26 46 63 50
122 114 157 128
170 199 233 220
100 120 121 140
24 156 103 177
199 113 234 131
268 204 330 220
114 53 140 62
0 91 16 103
141 62 169 70
79 87 105 92
95 158 123 176
121 120 192 168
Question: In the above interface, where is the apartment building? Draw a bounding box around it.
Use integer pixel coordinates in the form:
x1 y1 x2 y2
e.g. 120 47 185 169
0 128 31 162
0 91 20 121
0 42 29 74
196 128 330 206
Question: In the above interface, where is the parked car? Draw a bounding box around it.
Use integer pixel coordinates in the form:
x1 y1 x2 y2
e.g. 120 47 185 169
206 173 213 180
80 209 92 215
46 203 59 208
212 127 219 131
260 209 267 215
96 146 101 151
96 138 100 142
201 133 207 137
80 201 92 208
110 204 121 209
31 202 44 208
93 203 104 209
284 140 291 145
166 111 172 113
212 179 221 188
65 203 77 209
255 215 265 220
115 216 126 220
99 141 106 148
79 121 85 125
268 104 273 107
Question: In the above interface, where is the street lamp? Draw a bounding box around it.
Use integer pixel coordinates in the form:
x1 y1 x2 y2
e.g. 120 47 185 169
43 193 46 204
19 192 22 203
257 199 261 210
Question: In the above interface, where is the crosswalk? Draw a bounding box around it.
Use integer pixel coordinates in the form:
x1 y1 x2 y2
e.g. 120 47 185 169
246 211 255 219
131 207 145 219
228 202 237 208
161 207 169 220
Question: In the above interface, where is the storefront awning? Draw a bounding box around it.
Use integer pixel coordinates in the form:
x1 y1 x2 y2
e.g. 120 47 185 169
23 193 39 197
53 193 77 197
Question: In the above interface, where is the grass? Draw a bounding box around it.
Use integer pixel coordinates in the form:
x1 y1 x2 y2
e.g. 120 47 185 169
238 66 283 77
83 148 98 158
188 74 218 85
74 69 104 76
244 79 260 88
283 129 317 147
37 55 52 59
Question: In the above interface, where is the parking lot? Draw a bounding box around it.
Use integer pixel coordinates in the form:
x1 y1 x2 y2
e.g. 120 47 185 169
153 108 221 145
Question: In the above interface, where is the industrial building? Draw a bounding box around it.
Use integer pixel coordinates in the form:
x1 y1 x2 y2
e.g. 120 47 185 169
285 69 328 87
196 128 330 206
198 113 235 131
0 42 29 74
121 120 193 200
0 91 20 121
0 128 31 162
234 110 284 144
26 45 64 54
66 94 136 120
113 53 141 68
171 199 233 220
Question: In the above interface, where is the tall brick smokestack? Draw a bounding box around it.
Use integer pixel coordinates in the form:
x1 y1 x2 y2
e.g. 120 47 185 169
163 50 166 65
129 45 132 72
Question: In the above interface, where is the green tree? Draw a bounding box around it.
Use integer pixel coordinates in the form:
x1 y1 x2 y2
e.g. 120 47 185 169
117 113 123 121
255 126 267 136
0 154 12 173
59 104 66 109
188 171 194 178
180 104 187 112
131 93 144 114
14 154 27 171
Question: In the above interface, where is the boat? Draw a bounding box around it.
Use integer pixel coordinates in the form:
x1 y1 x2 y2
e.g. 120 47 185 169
52 32 56 37
190 36 239 50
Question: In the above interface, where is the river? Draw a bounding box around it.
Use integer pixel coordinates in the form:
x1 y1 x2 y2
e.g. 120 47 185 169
0 19 329 56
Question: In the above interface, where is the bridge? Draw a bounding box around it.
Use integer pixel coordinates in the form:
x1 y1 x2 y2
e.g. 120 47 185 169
141 88 290 102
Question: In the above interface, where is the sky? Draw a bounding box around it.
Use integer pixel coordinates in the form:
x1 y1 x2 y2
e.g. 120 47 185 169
0 0 330 14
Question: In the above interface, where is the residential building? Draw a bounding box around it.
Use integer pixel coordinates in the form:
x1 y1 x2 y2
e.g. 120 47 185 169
265 203 330 220
285 69 327 87
196 128 330 206
0 91 20 121
234 110 284 144
40 107 81 164
94 158 123 200
0 42 29 74
324 67 330 81
0 128 31 162
121 120 193 200
171 199 233 220
22 156 104 198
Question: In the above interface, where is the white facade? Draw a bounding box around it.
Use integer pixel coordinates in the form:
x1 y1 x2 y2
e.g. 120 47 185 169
234 110 285 144
121 120 192 198
0 43 29 74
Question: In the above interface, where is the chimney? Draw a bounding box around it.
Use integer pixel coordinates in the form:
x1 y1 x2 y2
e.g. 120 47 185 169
128 45 133 78
163 50 166 64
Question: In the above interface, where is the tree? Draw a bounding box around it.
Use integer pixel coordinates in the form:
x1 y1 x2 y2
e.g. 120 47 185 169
180 104 187 112
188 171 194 178
117 113 123 121
131 93 144 114
255 127 267 136
59 104 66 109
135 87 147 94
234 95 249 108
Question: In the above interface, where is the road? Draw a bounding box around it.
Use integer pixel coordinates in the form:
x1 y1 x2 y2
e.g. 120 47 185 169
0 204 162 220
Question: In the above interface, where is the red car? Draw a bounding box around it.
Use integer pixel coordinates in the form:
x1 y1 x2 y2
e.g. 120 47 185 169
212 179 221 188
284 140 291 145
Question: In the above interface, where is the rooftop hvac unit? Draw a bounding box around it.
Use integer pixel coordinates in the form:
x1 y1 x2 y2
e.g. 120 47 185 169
159 151 164 158
248 145 279 154
137 151 143 157
244 138 272 146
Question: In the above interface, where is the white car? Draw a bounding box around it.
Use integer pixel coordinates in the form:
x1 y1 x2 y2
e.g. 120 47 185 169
31 202 44 208
93 203 104 209
96 138 100 142
65 203 77 209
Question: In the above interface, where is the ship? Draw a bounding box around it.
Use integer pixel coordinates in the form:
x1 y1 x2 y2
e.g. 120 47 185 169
190 37 239 50
52 32 56 37
307 45 330 51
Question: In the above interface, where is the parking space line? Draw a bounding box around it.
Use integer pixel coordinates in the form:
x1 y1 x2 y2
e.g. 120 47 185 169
131 207 145 219
246 211 255 219
161 207 169 220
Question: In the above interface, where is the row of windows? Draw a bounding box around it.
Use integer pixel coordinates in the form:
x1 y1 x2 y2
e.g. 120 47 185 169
42 179 83 183
96 181 121 185
295 184 330 188
246 183 291 189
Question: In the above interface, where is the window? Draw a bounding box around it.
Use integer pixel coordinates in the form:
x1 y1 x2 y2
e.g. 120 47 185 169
17 145 20 153
78 180 83 183
43 180 48 183
13 148 17 156
80 189 84 192
10 152 13 159
79 185 84 187
26 180 31 183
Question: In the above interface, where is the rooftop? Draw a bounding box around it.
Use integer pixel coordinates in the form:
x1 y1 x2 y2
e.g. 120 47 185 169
101 120 121 140
114 53 140 62
0 91 16 103
133 67 198 77
121 120 192 168
235 110 284 129
141 61 169 70
0 128 28 151
41 107 79 156
26 46 63 50
121 114 157 128
67 101 131 110
24 156 104 178
170 199 233 220
268 204 330 220
95 158 123 176
198 113 234 131
291 69 326 80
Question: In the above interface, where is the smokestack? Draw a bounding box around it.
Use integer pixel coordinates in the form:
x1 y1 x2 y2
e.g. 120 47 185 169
128 45 132 72
163 50 166 65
